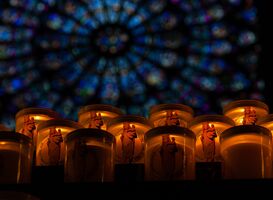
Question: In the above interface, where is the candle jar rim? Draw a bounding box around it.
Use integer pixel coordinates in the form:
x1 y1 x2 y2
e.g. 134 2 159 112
220 125 272 141
64 128 115 142
144 126 196 141
15 107 60 120
188 114 235 128
257 114 273 125
223 99 269 114
78 104 124 116
37 119 83 132
0 131 32 144
107 115 153 128
149 103 194 116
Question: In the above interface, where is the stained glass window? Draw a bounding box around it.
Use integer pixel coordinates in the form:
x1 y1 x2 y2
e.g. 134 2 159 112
0 0 264 128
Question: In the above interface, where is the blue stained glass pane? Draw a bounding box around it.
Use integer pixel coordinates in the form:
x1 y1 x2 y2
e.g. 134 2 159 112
128 7 151 28
76 74 99 97
105 0 120 23
241 8 257 23
0 59 34 77
58 58 87 84
9 0 40 12
189 40 232 55
0 43 31 59
187 55 227 74
0 26 34 42
100 69 119 103
185 5 224 25
211 23 228 38
38 34 89 49
238 31 256 46
120 71 145 96
0 8 39 27
119 0 138 24
230 73 251 91
41 52 74 69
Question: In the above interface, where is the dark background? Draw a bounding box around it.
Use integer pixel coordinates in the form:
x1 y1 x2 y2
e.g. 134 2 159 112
256 0 273 112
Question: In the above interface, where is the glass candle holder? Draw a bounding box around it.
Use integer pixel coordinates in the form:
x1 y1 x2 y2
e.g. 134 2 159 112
36 119 83 166
107 115 152 164
144 126 196 181
0 131 33 183
149 103 194 127
220 125 272 179
223 99 269 125
78 104 124 130
15 107 60 147
64 128 115 182
188 115 235 162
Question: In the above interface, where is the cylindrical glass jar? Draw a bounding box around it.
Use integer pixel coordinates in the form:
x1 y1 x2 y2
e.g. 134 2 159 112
220 125 272 179
0 131 33 183
64 128 115 182
223 100 269 125
107 115 152 164
15 107 60 147
149 103 194 127
36 119 83 166
78 104 124 130
145 126 196 181
188 115 235 162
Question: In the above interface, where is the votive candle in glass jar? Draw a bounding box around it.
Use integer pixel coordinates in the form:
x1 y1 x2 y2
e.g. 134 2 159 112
223 100 269 125
107 115 152 164
15 107 60 147
64 128 115 182
0 131 33 183
36 119 83 166
144 126 196 181
220 125 272 179
188 115 235 162
78 104 124 130
149 103 194 127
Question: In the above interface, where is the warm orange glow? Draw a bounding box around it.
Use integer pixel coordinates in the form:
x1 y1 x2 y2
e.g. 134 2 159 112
107 115 152 164
188 115 234 162
144 126 196 181
78 105 123 130
36 119 83 166
223 100 269 125
220 125 272 179
149 104 194 128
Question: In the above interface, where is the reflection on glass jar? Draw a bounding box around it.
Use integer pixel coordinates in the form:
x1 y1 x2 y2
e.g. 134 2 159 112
223 100 269 125
220 125 272 179
188 115 234 162
257 114 273 178
107 115 152 164
78 104 124 130
149 103 194 128
0 131 33 183
145 126 196 181
15 107 60 147
64 128 115 182
36 119 83 166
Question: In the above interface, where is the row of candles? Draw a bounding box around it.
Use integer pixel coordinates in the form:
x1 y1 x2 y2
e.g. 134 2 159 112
0 99 272 183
